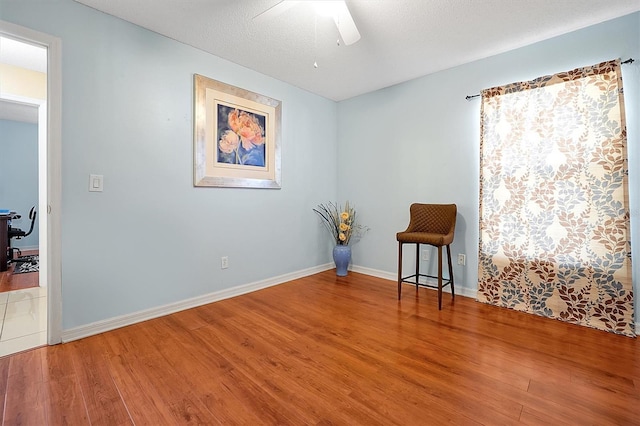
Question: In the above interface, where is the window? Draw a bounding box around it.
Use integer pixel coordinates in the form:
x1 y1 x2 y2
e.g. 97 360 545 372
477 60 633 336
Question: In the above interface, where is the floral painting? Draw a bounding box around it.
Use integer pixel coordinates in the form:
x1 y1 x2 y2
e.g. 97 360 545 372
217 104 266 168
194 74 281 188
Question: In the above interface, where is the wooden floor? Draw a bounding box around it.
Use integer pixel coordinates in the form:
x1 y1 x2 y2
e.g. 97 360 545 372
1 270 639 425
0 250 39 293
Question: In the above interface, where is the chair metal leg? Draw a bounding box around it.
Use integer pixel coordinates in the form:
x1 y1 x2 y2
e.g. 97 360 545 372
415 243 420 291
437 245 443 310
398 241 454 309
397 242 403 299
446 244 455 300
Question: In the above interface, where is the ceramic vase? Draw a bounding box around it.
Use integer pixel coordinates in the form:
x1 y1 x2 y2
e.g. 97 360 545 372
333 245 351 276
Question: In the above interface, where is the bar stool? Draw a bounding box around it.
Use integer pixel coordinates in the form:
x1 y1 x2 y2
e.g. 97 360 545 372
397 203 457 309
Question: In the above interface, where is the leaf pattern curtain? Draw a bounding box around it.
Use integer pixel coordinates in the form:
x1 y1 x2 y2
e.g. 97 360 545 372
477 60 634 336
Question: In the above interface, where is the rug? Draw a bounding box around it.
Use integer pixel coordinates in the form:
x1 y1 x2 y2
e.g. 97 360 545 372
12 255 39 274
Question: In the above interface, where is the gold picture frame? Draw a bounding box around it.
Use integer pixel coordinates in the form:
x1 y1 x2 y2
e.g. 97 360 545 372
194 74 281 188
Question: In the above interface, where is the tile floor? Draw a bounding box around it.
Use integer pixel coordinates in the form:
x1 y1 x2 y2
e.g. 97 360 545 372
0 287 47 357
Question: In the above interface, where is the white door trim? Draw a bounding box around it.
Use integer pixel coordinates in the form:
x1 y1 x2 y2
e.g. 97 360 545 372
0 19 62 345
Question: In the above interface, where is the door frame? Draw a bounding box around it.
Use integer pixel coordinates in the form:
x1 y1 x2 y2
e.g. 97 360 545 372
0 19 62 344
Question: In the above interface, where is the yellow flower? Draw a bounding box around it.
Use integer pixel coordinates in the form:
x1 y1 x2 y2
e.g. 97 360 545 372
341 212 349 220
339 223 350 231
339 233 347 241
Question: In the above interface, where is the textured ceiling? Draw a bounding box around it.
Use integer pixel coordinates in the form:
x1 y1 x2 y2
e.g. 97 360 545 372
56 1 640 100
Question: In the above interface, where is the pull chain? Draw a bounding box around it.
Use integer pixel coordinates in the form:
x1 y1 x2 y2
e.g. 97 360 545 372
313 15 318 68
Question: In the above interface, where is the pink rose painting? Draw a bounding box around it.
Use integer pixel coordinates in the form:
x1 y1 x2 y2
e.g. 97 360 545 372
217 104 266 167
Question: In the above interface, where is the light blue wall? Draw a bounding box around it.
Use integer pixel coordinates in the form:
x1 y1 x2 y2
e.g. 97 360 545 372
0 119 39 250
3 1 638 330
338 13 640 314
1 0 338 329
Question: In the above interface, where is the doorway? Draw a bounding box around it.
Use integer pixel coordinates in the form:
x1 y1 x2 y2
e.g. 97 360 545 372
0 20 62 350
0 96 47 355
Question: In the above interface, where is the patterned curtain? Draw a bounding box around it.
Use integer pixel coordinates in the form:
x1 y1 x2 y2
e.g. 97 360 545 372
477 60 634 336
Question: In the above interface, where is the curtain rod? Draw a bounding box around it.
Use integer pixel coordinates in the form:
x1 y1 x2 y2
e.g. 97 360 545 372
465 58 635 101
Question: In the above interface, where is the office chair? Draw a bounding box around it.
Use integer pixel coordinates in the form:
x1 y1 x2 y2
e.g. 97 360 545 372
397 203 457 310
7 206 37 261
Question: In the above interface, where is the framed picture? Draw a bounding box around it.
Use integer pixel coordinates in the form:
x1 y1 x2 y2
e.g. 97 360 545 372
194 74 282 188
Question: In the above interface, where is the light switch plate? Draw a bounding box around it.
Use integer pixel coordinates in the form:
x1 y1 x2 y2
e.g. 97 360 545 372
89 174 104 192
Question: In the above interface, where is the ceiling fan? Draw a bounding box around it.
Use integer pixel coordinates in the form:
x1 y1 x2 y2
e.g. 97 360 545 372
254 0 361 46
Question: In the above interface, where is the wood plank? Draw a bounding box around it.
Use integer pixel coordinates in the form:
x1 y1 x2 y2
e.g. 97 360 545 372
68 336 133 426
105 351 182 425
4 349 47 425
40 343 91 424
42 375 90 425
527 378 639 424
146 316 277 425
0 270 639 424
0 356 11 425
102 326 216 425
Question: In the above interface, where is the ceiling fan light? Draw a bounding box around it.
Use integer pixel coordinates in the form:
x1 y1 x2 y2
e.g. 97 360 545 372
313 1 342 18
255 0 361 46
333 2 361 45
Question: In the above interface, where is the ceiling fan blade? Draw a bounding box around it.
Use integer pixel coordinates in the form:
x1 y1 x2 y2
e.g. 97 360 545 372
253 1 301 22
333 1 360 45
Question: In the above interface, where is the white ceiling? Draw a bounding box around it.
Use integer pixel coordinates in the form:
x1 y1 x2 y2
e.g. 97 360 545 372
0 36 47 73
72 0 640 101
0 37 46 123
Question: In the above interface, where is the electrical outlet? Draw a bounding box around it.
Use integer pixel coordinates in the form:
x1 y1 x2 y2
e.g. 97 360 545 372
221 256 229 269
457 254 466 266
421 249 430 261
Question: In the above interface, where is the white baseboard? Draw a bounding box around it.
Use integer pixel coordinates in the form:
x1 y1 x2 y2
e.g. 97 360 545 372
350 264 396 281
350 264 477 299
61 263 334 342
63 263 637 341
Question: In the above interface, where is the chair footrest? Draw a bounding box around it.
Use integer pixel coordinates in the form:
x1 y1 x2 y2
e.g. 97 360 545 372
400 273 453 290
